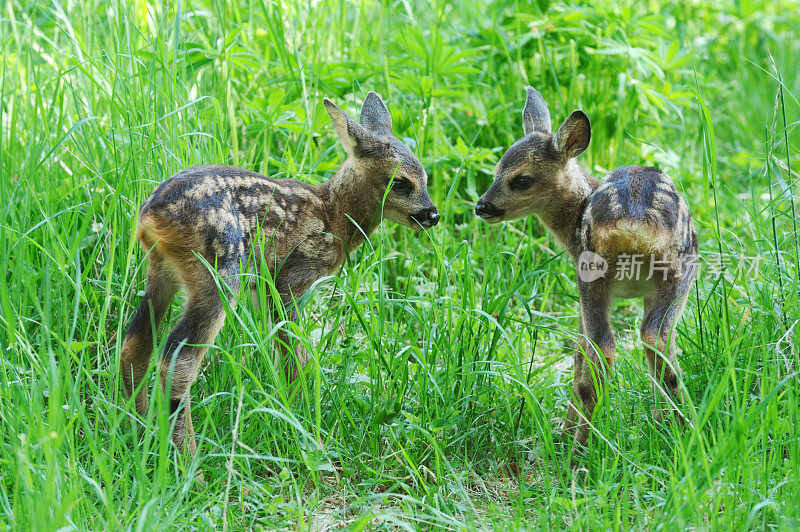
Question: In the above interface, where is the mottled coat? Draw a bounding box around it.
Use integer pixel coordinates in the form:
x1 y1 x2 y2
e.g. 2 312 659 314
476 86 698 450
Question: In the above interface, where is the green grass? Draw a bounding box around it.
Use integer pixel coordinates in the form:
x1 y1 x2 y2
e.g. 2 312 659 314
2 0 800 529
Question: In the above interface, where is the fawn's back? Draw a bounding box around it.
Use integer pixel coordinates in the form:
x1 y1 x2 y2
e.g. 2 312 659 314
138 164 342 290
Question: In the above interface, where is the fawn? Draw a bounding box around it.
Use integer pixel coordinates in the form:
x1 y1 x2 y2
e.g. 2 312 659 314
475 86 698 447
119 92 439 454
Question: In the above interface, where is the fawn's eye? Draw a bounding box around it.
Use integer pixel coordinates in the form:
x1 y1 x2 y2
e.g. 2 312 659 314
510 175 534 191
391 178 412 195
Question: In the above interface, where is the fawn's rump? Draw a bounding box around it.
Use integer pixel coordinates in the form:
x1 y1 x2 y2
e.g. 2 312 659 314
137 211 197 257
591 219 679 257
586 165 692 258
134 211 211 293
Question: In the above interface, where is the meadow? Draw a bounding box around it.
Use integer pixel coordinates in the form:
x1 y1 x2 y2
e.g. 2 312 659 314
1 0 799 529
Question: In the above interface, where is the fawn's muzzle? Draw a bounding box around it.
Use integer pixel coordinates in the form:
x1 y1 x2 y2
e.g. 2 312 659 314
410 207 440 228
475 200 504 220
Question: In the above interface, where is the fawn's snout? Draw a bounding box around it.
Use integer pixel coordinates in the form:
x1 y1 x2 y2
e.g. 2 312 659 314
474 198 504 222
410 205 440 228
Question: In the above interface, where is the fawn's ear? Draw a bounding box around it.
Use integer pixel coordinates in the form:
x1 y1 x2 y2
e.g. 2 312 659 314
522 86 552 135
359 91 393 136
554 110 591 159
324 97 374 156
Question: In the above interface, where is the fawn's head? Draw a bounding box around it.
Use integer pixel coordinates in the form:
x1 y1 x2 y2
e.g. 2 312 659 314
475 86 591 223
323 92 439 230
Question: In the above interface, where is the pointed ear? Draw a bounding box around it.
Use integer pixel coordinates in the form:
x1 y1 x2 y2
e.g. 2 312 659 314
323 97 372 155
359 91 393 136
554 110 591 159
522 86 552 135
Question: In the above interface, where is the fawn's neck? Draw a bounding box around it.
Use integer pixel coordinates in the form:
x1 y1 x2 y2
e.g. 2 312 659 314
537 160 599 260
322 159 383 250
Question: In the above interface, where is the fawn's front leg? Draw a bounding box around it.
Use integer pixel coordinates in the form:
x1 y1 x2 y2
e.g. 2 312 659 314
273 300 309 383
565 279 615 446
271 256 332 383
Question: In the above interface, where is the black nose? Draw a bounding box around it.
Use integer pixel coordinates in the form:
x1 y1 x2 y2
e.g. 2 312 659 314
475 200 504 219
411 207 440 228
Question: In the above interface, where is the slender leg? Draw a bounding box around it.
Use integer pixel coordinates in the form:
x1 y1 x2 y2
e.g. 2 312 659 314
120 251 177 416
568 280 615 446
271 254 330 384
563 314 583 433
159 268 240 454
247 257 309 384
273 299 309 383
640 280 690 420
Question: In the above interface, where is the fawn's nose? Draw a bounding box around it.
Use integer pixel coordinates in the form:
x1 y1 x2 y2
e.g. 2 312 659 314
411 207 440 228
475 200 504 219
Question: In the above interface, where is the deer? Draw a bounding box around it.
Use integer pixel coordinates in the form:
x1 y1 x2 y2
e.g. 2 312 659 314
119 92 439 455
475 86 698 450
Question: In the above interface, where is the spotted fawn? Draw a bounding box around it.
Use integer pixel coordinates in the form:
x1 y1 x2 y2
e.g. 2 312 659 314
119 92 439 454
476 86 698 448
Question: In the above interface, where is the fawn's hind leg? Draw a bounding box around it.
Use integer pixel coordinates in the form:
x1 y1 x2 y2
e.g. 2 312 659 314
565 279 615 446
640 279 690 420
159 263 241 455
120 251 178 416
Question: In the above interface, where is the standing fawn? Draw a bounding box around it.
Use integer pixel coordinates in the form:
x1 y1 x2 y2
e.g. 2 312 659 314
120 92 439 454
475 86 698 448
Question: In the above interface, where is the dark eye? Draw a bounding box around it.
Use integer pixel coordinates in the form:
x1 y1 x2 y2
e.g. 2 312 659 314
510 175 534 190
391 178 412 195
